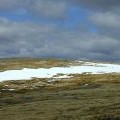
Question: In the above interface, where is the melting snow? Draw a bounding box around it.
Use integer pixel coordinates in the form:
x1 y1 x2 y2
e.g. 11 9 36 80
0 61 120 82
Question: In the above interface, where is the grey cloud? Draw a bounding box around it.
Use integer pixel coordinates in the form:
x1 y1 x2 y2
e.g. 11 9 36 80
0 0 19 9
0 0 119 19
73 0 120 11
0 0 120 62
27 0 67 19
89 9 120 41
90 11 120 28
0 18 120 61
0 0 68 19
0 0 120 19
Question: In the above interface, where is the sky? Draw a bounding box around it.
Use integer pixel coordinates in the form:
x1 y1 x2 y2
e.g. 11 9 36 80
0 0 120 62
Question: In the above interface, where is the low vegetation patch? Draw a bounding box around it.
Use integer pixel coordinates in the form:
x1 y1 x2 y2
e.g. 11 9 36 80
0 59 120 120
0 58 72 71
0 73 120 120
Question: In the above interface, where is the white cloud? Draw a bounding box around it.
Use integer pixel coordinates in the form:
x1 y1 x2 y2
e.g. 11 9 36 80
90 11 120 28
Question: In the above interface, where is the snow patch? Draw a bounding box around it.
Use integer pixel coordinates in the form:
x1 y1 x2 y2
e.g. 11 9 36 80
0 62 120 82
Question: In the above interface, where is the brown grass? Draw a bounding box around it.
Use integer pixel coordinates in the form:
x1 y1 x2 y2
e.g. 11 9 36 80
0 58 120 120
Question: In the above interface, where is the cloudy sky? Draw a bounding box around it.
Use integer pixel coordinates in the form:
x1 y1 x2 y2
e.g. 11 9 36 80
0 0 120 61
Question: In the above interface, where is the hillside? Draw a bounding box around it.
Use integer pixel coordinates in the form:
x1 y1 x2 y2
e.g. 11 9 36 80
0 58 120 120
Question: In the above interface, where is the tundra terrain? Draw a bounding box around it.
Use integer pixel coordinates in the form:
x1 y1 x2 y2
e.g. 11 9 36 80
0 58 120 120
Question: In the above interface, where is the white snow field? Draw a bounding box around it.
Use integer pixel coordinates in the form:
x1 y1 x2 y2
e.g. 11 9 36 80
0 61 120 82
